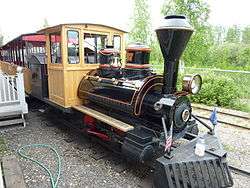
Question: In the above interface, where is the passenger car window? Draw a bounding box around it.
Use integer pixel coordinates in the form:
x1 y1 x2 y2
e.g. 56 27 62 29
67 30 79 64
84 33 107 64
50 32 61 64
113 35 121 50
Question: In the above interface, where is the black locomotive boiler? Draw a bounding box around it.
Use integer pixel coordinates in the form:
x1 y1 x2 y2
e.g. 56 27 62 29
78 19 199 134
78 15 233 188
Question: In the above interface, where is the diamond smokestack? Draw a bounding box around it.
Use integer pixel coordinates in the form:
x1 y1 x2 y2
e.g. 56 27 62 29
156 15 193 94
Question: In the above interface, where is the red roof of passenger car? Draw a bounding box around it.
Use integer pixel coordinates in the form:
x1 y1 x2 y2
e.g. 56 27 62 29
22 35 46 42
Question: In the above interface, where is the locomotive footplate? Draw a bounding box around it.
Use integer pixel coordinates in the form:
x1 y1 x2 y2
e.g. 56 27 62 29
153 134 233 188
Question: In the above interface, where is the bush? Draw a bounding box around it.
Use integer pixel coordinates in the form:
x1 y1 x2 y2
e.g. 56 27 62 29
178 73 240 108
191 74 240 107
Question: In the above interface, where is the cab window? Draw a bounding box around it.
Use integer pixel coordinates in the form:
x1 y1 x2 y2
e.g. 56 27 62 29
67 30 79 64
113 35 121 50
50 32 61 64
84 33 107 64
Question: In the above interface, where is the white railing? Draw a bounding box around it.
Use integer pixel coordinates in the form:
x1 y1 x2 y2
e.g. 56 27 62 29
0 74 18 104
0 66 28 116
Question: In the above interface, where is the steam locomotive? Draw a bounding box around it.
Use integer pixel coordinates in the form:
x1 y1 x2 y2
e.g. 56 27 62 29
77 15 233 187
0 15 233 187
78 15 200 159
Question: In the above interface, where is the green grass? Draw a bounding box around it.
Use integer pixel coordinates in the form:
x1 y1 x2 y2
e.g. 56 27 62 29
0 137 9 157
232 99 250 112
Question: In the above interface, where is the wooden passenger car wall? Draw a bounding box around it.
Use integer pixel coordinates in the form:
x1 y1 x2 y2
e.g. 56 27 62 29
42 24 126 108
44 26 65 107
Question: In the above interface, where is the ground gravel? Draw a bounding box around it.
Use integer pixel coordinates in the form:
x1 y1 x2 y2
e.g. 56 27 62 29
0 103 249 188
0 107 151 188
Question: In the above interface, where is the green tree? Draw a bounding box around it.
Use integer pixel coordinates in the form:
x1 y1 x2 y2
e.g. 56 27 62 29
129 0 151 44
150 35 164 63
242 26 250 44
161 0 210 27
225 25 241 43
161 0 212 67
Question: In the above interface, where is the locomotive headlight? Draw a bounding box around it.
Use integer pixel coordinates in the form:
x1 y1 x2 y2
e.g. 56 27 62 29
182 74 202 94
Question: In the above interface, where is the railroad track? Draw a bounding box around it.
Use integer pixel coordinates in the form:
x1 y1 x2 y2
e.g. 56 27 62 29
194 114 250 130
193 105 250 120
229 165 250 178
192 105 250 130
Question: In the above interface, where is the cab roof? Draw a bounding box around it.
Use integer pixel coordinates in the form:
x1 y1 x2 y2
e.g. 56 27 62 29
37 23 128 34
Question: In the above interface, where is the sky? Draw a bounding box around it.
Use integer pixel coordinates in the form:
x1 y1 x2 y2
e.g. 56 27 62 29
0 0 250 43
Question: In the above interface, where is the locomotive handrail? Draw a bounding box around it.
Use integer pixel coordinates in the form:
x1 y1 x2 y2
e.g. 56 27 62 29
191 114 214 133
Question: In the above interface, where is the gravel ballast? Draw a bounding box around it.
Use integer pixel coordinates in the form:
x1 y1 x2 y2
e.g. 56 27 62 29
0 108 151 188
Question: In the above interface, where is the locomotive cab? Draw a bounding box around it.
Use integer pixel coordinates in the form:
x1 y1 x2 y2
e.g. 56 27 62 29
35 24 126 109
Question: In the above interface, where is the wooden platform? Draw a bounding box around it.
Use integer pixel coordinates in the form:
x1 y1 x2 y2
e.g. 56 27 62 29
1 156 26 188
72 105 134 132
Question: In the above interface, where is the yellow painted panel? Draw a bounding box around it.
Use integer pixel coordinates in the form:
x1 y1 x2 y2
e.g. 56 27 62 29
47 68 65 106
64 67 98 107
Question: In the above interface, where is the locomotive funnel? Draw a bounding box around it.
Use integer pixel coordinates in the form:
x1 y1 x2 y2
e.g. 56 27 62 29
156 15 193 94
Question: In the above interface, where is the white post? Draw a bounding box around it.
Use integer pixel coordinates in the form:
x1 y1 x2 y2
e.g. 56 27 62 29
16 66 28 114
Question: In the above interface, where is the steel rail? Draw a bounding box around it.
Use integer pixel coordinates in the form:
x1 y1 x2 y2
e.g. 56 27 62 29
229 165 250 178
193 106 250 120
194 114 250 130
